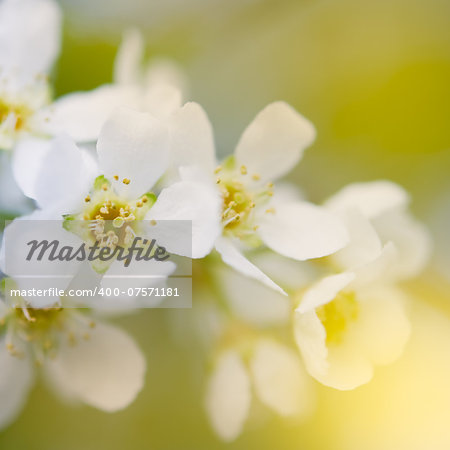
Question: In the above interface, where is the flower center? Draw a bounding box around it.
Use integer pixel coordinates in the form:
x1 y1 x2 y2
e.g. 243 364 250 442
64 175 156 252
1 305 95 363
214 159 273 242
0 98 32 131
316 291 359 345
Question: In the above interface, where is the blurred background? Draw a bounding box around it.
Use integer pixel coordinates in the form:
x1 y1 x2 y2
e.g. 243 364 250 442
1 0 450 448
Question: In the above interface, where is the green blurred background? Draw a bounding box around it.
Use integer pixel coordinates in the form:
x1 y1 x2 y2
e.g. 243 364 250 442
1 0 450 448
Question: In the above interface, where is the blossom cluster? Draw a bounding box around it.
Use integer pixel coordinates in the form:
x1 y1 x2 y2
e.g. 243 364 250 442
0 0 431 441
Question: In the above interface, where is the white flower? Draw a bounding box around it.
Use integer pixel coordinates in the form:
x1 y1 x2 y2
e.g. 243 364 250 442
205 339 314 441
157 101 349 293
293 182 431 390
0 0 61 150
5 107 220 307
294 271 411 390
0 298 146 430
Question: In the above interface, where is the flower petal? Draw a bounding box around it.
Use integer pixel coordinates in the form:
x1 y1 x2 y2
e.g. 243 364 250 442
168 102 217 173
332 208 383 270
372 210 432 280
13 135 97 213
0 338 34 429
294 310 374 390
0 0 61 79
205 350 251 442
352 285 411 366
296 272 356 314
146 181 222 258
97 107 169 198
113 28 144 85
325 181 409 219
0 212 85 308
41 85 139 142
294 310 329 381
45 321 146 412
250 339 314 417
258 202 349 261
215 236 286 295
143 83 182 120
0 151 32 214
234 101 315 183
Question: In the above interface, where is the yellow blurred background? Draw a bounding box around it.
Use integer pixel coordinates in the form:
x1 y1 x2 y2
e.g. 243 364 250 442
1 0 449 448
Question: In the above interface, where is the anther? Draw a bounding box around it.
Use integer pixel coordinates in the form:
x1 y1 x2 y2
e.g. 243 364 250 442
240 165 247 175
123 178 131 185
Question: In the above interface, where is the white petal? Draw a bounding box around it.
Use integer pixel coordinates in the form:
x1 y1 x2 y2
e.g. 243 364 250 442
352 241 398 288
42 85 140 142
296 272 356 313
325 181 410 219
113 28 144 85
0 338 34 429
146 181 222 258
234 101 316 183
45 321 146 412
12 137 53 203
205 350 251 442
143 83 182 120
144 58 189 99
168 102 217 172
217 266 290 326
332 208 383 270
1 212 85 308
352 285 411 366
215 236 286 295
250 339 313 417
0 151 32 214
258 202 349 261
294 310 373 390
294 310 329 381
372 210 432 280
14 135 96 212
0 0 61 79
97 107 169 198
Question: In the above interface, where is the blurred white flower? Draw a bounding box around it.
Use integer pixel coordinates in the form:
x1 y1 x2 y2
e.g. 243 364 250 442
40 28 188 144
325 180 432 280
160 101 349 294
0 297 146 430
293 181 431 390
294 271 411 390
205 339 314 441
0 0 61 150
